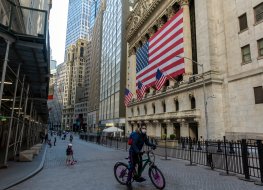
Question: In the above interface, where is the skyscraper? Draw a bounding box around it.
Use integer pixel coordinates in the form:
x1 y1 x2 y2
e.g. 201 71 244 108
88 0 101 36
99 0 129 130
65 0 90 51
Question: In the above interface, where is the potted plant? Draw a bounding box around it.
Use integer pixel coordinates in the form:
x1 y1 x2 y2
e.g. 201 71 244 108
170 134 176 140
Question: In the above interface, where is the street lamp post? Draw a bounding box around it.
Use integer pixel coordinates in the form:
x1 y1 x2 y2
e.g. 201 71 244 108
175 55 208 140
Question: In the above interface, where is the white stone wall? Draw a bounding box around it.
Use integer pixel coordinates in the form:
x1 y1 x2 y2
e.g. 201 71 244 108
125 0 263 140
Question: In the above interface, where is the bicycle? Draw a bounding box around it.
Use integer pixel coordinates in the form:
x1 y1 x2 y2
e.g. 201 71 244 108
114 147 166 189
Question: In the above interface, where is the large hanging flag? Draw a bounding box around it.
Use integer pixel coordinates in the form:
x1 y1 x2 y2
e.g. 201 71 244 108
124 88 133 107
136 81 146 101
156 69 167 91
136 8 184 88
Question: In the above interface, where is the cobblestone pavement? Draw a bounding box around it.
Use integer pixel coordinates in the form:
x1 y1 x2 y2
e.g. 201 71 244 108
9 136 263 190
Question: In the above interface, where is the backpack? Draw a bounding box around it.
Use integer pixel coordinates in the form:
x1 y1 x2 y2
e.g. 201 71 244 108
128 132 136 145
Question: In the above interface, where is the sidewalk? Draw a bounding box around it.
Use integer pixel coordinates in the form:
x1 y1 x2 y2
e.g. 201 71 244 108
0 144 47 190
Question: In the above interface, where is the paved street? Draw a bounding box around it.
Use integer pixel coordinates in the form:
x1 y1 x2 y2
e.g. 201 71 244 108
8 136 263 190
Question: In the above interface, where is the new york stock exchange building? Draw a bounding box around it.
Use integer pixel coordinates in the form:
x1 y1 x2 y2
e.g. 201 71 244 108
125 0 263 140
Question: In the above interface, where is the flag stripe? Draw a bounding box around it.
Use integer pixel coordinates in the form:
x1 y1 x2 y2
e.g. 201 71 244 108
135 8 184 90
137 41 184 79
124 88 133 106
143 64 185 87
137 52 184 83
149 19 183 55
149 8 183 45
149 29 183 60
140 59 184 86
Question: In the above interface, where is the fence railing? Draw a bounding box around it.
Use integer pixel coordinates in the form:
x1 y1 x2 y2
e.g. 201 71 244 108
79 133 263 185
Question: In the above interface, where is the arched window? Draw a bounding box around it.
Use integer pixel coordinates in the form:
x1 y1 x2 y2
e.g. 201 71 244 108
152 103 156 114
175 99 179 111
191 97 196 109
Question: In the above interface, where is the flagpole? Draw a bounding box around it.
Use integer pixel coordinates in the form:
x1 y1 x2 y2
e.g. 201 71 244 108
155 58 181 83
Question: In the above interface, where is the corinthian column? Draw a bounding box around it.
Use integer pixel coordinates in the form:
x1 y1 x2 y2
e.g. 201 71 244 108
179 0 193 80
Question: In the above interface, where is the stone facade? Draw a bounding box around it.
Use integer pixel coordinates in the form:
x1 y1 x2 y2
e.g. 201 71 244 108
126 0 263 140
62 39 88 130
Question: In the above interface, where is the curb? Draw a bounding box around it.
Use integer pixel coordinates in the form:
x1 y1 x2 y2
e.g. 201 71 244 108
2 145 47 190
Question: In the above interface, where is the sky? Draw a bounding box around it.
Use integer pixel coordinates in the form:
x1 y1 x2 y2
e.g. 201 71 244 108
49 0 69 65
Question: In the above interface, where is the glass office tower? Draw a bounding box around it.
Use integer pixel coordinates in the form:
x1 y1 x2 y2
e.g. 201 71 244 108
99 0 128 129
65 0 90 50
89 0 101 36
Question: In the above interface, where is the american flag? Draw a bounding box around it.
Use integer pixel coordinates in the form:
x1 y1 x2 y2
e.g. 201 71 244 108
136 81 146 101
124 88 133 107
136 8 184 88
156 69 167 91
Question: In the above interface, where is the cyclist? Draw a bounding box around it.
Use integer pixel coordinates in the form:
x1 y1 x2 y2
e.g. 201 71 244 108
126 126 156 187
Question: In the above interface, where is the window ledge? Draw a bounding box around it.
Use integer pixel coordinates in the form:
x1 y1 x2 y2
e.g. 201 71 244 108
257 56 263 60
254 19 263 26
241 60 252 65
238 28 248 34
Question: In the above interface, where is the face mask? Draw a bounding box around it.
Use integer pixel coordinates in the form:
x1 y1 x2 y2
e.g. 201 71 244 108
141 129 147 134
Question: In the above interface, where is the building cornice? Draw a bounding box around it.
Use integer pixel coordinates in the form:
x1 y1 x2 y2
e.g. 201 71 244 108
126 0 162 42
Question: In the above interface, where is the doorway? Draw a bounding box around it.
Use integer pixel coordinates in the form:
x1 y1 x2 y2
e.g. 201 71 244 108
161 123 167 139
189 122 198 140
173 123 181 139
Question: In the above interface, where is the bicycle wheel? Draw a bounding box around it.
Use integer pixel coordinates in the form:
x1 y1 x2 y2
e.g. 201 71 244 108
148 166 166 190
114 162 129 185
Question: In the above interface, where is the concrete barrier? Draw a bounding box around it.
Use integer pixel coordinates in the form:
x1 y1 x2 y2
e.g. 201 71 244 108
19 150 34 162
30 147 40 155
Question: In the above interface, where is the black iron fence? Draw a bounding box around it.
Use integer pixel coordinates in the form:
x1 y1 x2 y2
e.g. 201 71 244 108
79 133 263 185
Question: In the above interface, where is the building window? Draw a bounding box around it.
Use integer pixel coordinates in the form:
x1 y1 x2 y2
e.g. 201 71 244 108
254 3 263 23
175 100 179 111
238 13 248 31
152 103 155 114
241 45 251 63
254 86 263 104
162 100 166 112
144 105 147 115
258 38 263 57
191 97 196 109
137 107 140 115
131 108 134 116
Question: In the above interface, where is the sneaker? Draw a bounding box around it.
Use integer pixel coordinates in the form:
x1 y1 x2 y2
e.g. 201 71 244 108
135 177 146 182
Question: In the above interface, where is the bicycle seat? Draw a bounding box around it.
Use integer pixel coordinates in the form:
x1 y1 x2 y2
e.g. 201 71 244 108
125 157 129 159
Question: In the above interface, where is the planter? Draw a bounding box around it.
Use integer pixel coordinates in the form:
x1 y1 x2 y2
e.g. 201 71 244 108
157 140 178 147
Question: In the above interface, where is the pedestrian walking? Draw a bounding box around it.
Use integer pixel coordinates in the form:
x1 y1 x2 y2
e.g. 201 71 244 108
48 139 52 148
54 136 56 146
